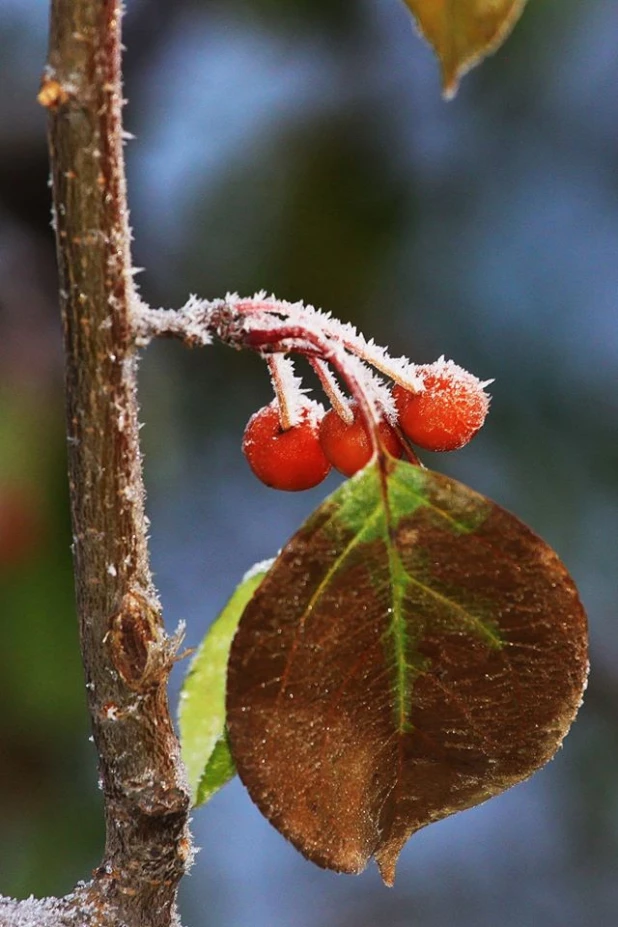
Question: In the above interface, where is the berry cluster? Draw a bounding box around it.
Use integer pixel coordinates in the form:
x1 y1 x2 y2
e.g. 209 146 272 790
242 356 490 492
153 293 491 492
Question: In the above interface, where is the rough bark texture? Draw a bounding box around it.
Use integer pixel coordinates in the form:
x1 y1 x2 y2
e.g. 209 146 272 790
0 2 192 925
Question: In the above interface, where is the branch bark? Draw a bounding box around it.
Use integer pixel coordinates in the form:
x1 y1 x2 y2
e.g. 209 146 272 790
0 2 191 925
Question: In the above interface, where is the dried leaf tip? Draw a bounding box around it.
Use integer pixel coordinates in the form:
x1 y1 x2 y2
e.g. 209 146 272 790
402 0 530 99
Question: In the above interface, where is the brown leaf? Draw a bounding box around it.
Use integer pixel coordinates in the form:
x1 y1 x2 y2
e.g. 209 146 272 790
403 0 529 97
226 463 588 883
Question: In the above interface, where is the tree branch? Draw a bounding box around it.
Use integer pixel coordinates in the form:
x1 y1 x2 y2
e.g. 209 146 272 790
0 2 192 925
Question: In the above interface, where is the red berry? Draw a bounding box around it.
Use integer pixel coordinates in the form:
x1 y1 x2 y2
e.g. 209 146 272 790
242 404 331 491
393 365 489 452
318 403 402 478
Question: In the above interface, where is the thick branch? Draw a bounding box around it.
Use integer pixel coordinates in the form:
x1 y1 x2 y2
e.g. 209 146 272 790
0 3 191 925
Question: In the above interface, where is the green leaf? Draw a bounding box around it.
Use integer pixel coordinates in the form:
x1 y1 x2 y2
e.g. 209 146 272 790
179 561 273 806
195 734 237 806
402 0 529 98
227 459 588 884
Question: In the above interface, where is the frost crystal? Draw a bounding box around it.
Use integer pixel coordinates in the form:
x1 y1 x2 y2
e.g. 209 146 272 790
242 557 277 583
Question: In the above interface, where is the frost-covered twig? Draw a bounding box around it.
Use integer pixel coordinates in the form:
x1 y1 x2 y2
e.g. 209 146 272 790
132 292 489 455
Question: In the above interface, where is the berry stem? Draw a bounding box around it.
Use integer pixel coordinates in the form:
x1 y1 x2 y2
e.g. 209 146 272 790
231 295 424 393
309 358 354 425
394 426 423 467
344 339 423 393
266 355 302 430
244 324 384 456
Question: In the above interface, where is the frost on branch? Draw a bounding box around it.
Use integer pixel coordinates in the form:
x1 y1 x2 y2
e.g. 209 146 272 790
133 292 491 465
265 355 320 431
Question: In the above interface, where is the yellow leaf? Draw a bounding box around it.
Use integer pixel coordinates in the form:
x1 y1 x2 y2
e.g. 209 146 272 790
403 0 529 98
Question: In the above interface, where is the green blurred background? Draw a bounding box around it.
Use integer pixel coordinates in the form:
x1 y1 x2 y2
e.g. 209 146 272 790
1 0 617 924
